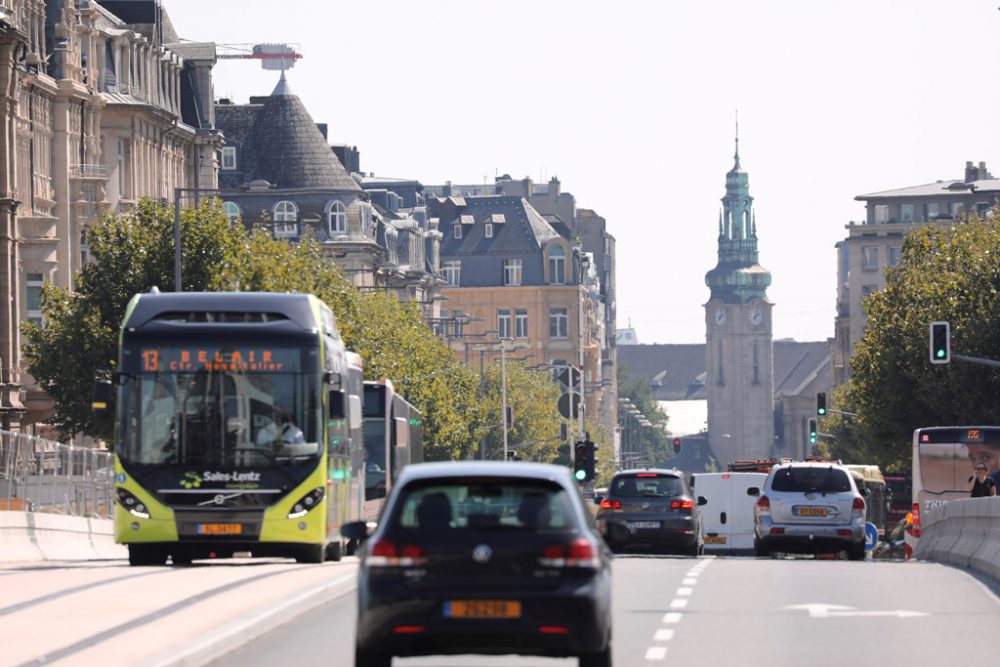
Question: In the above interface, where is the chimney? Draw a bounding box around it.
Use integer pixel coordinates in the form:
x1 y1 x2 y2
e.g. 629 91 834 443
443 181 452 197
965 161 977 182
549 176 560 197
979 162 992 179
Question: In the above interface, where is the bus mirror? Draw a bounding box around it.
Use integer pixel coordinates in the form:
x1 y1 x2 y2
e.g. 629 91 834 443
342 520 373 543
92 380 113 411
349 395 362 431
324 371 342 390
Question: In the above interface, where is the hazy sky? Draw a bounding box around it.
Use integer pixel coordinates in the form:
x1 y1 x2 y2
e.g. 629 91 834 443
165 0 1000 344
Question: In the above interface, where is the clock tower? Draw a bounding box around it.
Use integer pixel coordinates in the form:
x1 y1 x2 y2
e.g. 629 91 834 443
704 130 774 466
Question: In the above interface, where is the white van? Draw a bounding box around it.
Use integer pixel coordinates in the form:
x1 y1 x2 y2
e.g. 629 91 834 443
691 472 767 554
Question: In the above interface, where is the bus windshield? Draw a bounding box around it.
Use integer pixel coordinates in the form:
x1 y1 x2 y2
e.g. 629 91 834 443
120 345 321 467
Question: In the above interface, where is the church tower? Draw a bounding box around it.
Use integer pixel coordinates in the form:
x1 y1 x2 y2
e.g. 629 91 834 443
704 128 774 466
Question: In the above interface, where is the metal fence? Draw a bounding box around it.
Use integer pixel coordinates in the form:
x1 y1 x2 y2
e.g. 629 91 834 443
0 431 114 517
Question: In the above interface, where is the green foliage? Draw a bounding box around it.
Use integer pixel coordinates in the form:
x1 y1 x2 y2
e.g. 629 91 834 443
616 362 672 465
837 209 1000 472
479 360 563 462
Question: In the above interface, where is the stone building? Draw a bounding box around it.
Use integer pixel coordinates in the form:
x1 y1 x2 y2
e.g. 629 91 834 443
832 161 1000 384
704 138 775 466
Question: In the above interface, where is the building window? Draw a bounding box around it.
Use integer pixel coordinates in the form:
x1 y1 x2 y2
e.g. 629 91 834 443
221 146 236 170
26 273 43 325
549 307 568 339
874 204 889 224
515 308 528 338
548 245 566 284
899 203 913 223
752 342 760 385
862 246 879 270
442 260 461 286
117 138 128 197
453 225 462 240
951 202 964 216
503 259 522 286
327 201 346 235
925 202 940 221
888 245 901 268
862 284 878 298
273 200 298 238
222 201 241 223
976 202 990 217
497 309 511 339
484 223 493 239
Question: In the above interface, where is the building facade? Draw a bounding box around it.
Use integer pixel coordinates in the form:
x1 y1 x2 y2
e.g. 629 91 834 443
832 161 1000 385
704 139 775 466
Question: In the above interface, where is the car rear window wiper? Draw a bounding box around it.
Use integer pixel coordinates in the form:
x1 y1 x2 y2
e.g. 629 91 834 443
641 492 665 497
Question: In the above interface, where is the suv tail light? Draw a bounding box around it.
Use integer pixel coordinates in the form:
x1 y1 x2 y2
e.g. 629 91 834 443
755 495 770 517
600 499 621 510
366 539 427 567
539 538 600 569
670 499 694 511
852 496 866 517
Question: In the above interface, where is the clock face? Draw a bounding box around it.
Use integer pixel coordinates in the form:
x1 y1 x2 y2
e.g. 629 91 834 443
749 307 763 327
714 308 726 326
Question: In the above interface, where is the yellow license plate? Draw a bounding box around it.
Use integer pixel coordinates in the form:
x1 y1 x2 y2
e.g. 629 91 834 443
704 536 727 544
796 507 828 517
197 523 242 535
445 600 522 619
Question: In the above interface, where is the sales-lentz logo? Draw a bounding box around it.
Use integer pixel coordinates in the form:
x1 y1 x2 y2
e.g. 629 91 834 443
202 471 261 483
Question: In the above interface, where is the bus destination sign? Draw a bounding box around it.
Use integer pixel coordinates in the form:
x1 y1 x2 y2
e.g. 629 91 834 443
140 347 291 373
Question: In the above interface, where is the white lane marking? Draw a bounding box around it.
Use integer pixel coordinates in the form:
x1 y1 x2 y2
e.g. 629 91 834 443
662 612 682 623
784 603 928 618
685 571 700 578
682 578 697 585
676 587 693 596
644 646 668 660
654 628 675 641
669 598 688 609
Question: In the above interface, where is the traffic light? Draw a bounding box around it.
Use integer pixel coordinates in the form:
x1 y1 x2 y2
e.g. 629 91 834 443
505 406 514 430
816 392 827 416
808 418 818 445
672 437 682 454
930 321 950 364
585 435 597 482
573 441 588 481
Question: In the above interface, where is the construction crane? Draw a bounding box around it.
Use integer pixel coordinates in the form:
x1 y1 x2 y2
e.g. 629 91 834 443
216 43 302 72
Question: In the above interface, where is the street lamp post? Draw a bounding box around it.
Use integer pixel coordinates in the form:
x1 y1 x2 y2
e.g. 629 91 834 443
500 336 513 462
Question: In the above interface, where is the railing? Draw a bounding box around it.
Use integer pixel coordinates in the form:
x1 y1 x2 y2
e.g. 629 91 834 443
70 164 110 179
0 431 113 518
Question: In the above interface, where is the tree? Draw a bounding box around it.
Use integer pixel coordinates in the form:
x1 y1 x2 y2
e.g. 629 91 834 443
616 362 671 465
478 360 562 462
837 209 1000 471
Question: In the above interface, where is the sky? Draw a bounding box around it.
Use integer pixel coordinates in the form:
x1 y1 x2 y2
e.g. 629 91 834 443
165 0 1000 344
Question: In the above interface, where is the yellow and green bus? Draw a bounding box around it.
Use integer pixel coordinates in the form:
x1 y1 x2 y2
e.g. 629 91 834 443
103 291 363 566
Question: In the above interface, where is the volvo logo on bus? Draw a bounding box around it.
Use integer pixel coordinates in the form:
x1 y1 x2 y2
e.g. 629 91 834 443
471 544 493 564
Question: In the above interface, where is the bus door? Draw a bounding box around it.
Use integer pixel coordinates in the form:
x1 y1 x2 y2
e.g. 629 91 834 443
915 440 967 514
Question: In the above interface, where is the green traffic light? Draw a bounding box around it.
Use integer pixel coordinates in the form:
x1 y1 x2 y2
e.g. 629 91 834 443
574 469 586 481
817 408 826 416
936 349 945 359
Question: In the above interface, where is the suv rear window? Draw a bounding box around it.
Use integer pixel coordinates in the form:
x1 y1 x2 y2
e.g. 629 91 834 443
771 467 852 493
390 479 574 532
611 474 684 498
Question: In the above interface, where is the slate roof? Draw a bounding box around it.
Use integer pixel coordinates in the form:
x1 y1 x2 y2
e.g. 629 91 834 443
618 341 832 401
856 179 1000 200
166 42 216 62
433 195 560 257
214 74 360 192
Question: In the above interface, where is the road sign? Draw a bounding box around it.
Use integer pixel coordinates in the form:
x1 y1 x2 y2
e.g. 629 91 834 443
558 392 581 420
556 366 581 388
864 522 878 551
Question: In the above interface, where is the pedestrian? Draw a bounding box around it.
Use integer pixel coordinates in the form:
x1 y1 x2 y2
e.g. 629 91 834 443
970 464 997 498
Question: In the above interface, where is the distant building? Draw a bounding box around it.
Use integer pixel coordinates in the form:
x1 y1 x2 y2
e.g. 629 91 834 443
616 327 639 346
833 160 1000 384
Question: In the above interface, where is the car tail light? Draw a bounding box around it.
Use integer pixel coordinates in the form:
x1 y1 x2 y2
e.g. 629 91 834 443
837 529 852 536
366 539 427 567
600 499 621 510
392 626 425 634
670 499 694 511
770 527 785 535
852 496 866 517
539 626 570 634
755 495 771 516
539 538 600 569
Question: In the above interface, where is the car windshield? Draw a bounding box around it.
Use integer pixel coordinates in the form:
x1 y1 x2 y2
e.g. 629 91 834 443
771 467 852 494
611 474 683 498
390 479 575 532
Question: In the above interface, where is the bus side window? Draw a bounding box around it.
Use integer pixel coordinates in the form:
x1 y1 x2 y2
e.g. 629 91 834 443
330 390 346 419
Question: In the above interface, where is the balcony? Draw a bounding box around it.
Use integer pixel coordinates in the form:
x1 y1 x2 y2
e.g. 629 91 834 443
70 164 109 180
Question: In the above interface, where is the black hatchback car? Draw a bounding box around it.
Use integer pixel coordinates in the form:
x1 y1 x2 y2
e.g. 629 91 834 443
344 461 613 667
595 469 704 555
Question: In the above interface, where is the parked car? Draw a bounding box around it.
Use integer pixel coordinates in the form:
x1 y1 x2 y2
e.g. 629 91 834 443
751 462 867 559
595 469 704 556
692 472 767 555
344 461 613 667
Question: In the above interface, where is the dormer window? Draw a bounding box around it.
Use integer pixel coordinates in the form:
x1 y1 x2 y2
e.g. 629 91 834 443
548 245 566 284
485 223 493 238
221 146 236 170
454 225 462 239
327 200 346 235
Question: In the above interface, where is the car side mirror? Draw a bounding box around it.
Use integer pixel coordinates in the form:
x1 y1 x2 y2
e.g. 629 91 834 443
342 520 375 543
593 495 603 506
747 487 760 496
697 496 707 506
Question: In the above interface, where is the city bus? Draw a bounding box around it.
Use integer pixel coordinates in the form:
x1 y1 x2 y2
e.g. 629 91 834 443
910 426 1000 550
102 291 364 566
360 379 423 521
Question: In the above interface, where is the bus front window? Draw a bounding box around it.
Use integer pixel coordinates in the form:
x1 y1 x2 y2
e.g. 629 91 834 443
364 420 387 499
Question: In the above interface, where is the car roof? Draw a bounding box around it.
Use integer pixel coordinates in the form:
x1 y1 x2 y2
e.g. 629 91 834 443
773 461 847 469
614 468 683 476
395 461 575 485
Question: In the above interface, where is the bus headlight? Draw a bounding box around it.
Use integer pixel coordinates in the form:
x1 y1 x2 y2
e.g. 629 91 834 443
116 488 151 519
288 487 325 519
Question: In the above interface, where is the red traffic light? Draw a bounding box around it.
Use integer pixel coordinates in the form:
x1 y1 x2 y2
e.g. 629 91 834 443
672 438 681 454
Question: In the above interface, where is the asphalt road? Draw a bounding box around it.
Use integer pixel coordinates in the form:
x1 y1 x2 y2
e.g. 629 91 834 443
210 554 1000 667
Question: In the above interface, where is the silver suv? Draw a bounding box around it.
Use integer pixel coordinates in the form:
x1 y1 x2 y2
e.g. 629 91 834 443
752 462 866 559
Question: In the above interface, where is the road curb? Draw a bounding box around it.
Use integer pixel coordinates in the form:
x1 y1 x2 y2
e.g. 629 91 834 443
145 568 357 667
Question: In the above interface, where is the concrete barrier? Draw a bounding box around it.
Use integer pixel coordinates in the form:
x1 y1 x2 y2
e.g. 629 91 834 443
0 511 126 562
915 498 1000 581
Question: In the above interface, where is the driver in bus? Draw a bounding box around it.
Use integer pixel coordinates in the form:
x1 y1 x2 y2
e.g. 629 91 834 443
966 441 1000 489
256 412 305 446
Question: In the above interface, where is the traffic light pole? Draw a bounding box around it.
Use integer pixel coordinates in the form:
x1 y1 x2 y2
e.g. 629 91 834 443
951 354 1000 369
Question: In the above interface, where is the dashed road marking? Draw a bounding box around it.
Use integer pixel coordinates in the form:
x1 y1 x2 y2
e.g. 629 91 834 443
682 578 697 585
669 598 688 609
662 612 682 624
677 587 693 596
644 646 668 660
654 628 675 641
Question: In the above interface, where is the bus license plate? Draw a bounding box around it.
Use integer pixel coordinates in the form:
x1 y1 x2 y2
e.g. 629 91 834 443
704 536 727 544
197 523 242 535
795 507 828 517
445 600 522 619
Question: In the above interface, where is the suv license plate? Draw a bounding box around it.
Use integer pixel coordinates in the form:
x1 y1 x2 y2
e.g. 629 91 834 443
795 507 829 517
628 521 661 529
445 600 522 619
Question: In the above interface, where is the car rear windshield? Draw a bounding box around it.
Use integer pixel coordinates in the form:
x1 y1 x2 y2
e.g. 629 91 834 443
770 467 852 493
611 474 684 498
389 478 576 532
